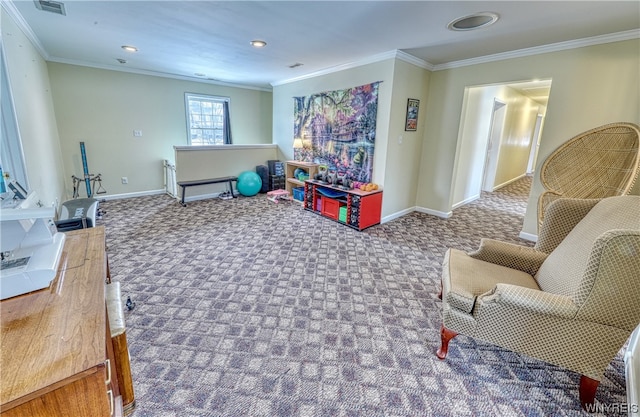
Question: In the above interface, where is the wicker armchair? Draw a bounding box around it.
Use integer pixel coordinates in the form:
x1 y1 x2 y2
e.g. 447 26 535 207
537 122 640 228
436 196 640 409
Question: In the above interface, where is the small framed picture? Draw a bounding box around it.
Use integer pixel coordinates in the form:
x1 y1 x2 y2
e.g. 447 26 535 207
405 98 419 131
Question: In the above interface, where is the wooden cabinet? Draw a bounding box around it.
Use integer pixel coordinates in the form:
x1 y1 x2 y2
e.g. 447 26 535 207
285 161 319 195
1 227 125 417
304 180 383 230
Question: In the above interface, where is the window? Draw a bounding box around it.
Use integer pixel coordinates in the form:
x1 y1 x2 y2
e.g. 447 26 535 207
1 45 29 190
185 93 232 145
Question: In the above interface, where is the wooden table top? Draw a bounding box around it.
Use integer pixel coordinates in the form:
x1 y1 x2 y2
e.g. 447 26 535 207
305 179 383 196
0 227 107 409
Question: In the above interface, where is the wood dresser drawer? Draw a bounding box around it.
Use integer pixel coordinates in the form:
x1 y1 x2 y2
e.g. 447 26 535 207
1 227 128 417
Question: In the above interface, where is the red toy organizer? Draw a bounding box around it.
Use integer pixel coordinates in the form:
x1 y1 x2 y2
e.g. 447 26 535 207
304 180 382 231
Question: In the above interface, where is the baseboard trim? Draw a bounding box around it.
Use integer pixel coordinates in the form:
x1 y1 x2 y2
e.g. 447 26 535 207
519 231 538 242
98 189 166 201
451 194 480 210
493 173 528 191
415 206 453 219
99 188 241 203
382 207 415 224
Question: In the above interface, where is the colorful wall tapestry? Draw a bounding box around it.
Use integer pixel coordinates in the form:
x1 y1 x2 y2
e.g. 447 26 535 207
293 82 380 183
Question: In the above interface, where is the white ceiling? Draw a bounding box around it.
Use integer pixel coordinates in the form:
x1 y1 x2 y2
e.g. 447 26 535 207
5 1 640 90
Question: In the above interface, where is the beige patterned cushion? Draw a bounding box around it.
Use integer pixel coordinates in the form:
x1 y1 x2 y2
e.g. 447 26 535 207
470 239 548 276
481 284 577 318
443 248 540 314
574 231 640 330
535 198 600 254
473 294 630 380
535 196 640 297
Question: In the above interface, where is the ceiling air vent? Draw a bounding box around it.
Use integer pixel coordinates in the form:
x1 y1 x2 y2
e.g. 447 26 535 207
34 0 66 16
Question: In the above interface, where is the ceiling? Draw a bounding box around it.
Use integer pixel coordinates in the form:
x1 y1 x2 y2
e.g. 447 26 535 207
507 79 553 106
5 1 640 90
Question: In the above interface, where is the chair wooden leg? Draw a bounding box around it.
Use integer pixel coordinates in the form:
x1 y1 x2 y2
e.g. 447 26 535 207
436 324 458 360
579 375 599 410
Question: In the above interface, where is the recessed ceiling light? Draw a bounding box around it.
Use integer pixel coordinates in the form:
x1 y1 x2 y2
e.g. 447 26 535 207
250 40 267 48
447 12 499 31
121 45 138 52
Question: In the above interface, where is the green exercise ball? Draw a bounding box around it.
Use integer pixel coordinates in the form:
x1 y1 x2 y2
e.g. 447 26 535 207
237 171 262 196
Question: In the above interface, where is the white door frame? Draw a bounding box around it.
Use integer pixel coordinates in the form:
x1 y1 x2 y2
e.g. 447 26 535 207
481 99 507 192
527 113 544 174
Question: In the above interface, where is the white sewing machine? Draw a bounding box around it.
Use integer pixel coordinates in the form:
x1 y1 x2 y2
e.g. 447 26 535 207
0 191 65 300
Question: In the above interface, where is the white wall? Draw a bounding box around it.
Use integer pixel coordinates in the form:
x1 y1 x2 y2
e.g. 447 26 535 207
383 59 430 219
1 8 66 208
47 63 273 199
272 56 430 220
451 84 541 208
174 144 278 199
418 39 640 236
451 85 500 208
175 145 278 183
272 59 395 215
492 86 540 189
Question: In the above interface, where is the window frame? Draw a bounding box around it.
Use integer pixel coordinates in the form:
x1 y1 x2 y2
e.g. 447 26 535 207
1 45 29 190
184 93 230 146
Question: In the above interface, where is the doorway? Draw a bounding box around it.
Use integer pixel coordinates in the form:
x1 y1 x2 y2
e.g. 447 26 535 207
450 79 551 210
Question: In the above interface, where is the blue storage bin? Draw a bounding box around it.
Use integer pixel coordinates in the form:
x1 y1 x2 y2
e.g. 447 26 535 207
292 187 304 201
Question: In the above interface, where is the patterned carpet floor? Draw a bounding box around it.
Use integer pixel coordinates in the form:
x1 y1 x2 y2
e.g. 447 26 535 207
99 176 628 416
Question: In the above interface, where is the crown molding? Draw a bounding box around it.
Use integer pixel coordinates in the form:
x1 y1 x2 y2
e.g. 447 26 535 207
46 56 272 92
1 0 49 60
271 29 638 85
394 50 435 71
272 49 435 87
5 0 637 89
271 50 402 87
433 29 640 71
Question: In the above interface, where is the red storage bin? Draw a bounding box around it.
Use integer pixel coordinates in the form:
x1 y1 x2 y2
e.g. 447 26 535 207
321 198 341 220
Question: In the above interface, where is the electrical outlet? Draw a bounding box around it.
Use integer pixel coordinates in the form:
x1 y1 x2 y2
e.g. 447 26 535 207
133 130 142 137
121 177 128 184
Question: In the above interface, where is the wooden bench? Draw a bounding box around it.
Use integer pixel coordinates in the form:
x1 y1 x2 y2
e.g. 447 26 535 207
177 176 238 206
